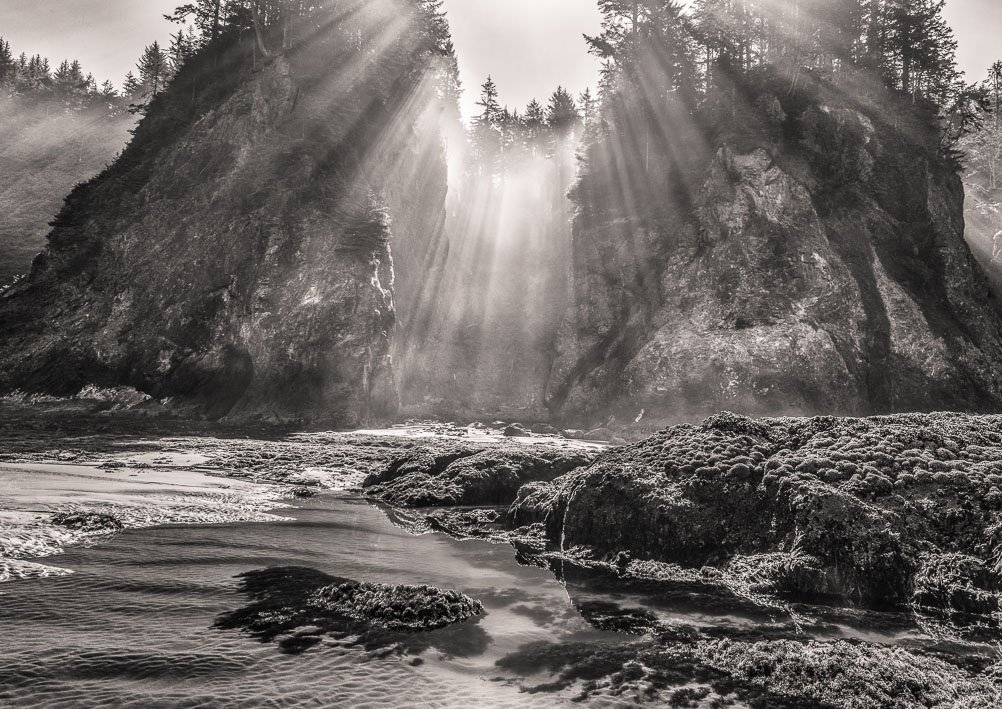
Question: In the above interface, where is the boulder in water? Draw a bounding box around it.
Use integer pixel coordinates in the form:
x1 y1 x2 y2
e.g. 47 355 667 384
50 511 123 533
309 580 482 631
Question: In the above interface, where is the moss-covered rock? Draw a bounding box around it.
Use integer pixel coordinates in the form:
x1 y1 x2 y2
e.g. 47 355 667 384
309 581 482 632
510 411 1002 609
365 446 592 507
911 553 1002 617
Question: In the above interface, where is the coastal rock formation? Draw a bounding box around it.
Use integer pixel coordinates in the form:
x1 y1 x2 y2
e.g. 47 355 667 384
553 72 1002 429
510 411 1002 610
0 5 453 425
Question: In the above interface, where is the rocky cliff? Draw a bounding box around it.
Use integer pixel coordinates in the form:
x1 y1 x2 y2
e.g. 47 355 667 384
552 70 1002 431
0 6 453 425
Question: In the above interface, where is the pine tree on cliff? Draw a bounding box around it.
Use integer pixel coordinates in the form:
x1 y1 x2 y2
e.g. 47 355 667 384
165 0 224 45
471 75 503 173
879 0 957 103
139 42 171 97
128 42 172 114
989 61 1002 128
0 38 14 86
168 29 197 74
123 71 141 99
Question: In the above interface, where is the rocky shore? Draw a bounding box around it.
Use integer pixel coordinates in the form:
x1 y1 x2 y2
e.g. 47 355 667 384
5 403 1002 706
362 410 1002 707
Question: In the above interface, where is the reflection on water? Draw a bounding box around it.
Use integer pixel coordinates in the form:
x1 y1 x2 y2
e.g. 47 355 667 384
2 494 1000 707
213 566 493 656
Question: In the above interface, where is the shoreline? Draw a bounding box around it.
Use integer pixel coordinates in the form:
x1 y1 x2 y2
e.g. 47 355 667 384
0 458 288 582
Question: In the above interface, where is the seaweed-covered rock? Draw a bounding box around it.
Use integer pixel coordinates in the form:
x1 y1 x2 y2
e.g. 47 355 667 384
511 412 1002 608
50 511 124 533
366 446 593 507
309 581 482 632
911 553 1002 617
215 567 489 656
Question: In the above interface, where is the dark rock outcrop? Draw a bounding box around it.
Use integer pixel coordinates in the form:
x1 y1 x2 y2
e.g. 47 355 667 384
50 511 124 533
510 411 1002 609
553 71 1002 429
0 5 453 426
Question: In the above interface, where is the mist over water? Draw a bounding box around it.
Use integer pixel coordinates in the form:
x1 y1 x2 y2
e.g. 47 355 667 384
0 99 133 285
399 129 580 420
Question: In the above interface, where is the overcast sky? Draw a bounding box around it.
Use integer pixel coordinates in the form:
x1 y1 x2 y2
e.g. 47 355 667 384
0 0 998 120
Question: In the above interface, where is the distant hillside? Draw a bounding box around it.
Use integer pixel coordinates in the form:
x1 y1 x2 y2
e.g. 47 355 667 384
0 98 134 285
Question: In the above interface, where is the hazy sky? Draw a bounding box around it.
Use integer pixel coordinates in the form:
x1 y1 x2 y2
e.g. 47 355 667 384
0 0 998 120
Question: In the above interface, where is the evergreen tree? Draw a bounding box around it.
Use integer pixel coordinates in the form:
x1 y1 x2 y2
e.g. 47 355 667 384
166 0 225 44
578 87 597 127
24 55 51 93
881 0 957 101
546 86 579 131
474 75 502 128
524 99 546 129
123 71 142 99
129 41 172 113
988 60 1002 127
0 38 14 86
168 29 197 74
471 76 503 173
100 79 119 100
52 59 89 108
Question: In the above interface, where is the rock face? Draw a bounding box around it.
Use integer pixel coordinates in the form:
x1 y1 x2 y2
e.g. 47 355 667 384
510 412 1002 609
0 7 452 425
552 74 1002 429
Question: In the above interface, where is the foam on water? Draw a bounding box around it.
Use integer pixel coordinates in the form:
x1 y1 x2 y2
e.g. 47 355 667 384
0 461 286 579
0 557 73 582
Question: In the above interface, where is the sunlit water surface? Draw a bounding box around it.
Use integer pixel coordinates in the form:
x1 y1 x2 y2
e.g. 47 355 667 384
0 496 623 708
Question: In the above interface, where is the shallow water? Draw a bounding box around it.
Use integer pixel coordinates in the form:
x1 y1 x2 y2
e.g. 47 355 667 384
0 495 627 708
3 488 1000 707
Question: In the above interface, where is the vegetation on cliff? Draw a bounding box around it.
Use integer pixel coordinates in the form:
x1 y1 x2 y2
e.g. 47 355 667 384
0 38 139 286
